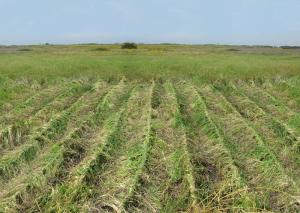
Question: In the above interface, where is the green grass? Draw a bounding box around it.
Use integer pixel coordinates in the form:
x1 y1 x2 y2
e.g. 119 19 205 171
0 44 300 212
1 44 300 82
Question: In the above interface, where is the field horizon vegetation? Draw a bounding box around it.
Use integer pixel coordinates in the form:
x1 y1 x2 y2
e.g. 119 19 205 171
0 44 300 212
1 43 300 82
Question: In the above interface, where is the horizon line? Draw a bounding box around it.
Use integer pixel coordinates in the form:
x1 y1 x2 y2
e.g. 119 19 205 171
1 42 299 47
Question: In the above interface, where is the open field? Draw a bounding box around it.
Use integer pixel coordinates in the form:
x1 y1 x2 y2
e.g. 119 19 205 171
0 44 300 212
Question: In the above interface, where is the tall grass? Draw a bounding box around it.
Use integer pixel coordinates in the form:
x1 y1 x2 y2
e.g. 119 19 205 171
0 44 300 83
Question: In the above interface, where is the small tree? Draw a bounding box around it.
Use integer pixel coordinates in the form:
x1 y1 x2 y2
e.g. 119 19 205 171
121 42 137 49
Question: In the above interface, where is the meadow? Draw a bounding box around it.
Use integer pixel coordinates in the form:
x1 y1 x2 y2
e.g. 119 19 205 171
0 44 300 212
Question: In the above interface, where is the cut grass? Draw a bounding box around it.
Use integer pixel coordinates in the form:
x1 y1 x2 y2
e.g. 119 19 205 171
215 82 300 186
0 77 299 212
236 82 300 138
163 81 198 211
0 77 42 113
198 84 299 212
0 80 118 211
0 83 65 127
175 81 257 211
262 79 300 113
77 82 154 212
0 81 109 181
126 81 198 212
32 79 134 212
0 80 91 151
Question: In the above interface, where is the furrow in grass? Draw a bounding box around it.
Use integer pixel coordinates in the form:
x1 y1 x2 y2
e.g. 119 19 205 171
126 81 198 213
121 81 155 211
0 81 91 151
262 79 300 113
36 80 133 212
215 82 300 186
0 85 62 149
198 84 300 212
234 82 300 143
0 78 42 116
0 83 67 127
0 81 78 143
72 82 154 213
0 143 65 212
175 81 257 212
0 80 130 212
241 82 297 120
37 111 125 213
279 79 300 109
260 82 300 141
163 81 198 210
0 81 110 182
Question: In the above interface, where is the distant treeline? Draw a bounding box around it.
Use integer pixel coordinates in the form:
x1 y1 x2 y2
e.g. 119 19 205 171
280 46 300 49
226 45 300 49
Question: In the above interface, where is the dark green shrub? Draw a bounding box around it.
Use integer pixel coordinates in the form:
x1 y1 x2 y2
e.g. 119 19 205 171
121 42 137 49
93 47 108 51
227 48 240 52
19 48 32 52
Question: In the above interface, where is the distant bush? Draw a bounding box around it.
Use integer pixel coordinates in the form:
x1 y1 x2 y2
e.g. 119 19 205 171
227 48 240 52
93 47 108 51
19 48 32 52
121 42 137 49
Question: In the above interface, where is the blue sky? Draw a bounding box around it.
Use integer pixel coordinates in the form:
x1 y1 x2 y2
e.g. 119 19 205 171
1 0 300 45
